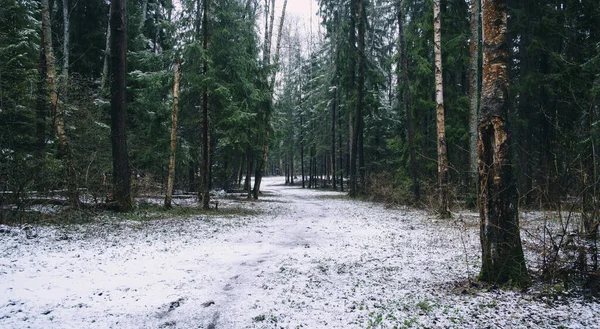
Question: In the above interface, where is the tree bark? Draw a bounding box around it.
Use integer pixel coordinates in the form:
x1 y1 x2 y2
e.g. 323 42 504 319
110 0 133 211
478 0 529 287
469 0 480 198
165 61 181 208
62 0 69 79
434 0 450 218
301 114 305 188
101 1 112 92
36 29 48 159
349 0 364 198
338 98 344 192
200 0 210 209
244 146 252 192
397 0 419 202
331 72 338 190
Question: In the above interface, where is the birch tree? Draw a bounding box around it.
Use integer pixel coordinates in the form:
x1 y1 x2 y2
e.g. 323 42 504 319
433 0 449 218
478 0 529 287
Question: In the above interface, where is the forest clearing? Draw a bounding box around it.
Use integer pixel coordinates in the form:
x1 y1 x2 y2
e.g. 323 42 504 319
1 177 598 328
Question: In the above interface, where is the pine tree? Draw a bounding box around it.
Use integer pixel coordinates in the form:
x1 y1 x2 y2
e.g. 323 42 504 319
110 0 133 211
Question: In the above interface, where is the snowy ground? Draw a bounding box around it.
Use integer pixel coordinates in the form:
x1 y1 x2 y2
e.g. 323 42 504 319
1 176 598 328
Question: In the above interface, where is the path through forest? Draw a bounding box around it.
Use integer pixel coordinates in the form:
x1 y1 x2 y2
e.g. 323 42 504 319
0 177 598 328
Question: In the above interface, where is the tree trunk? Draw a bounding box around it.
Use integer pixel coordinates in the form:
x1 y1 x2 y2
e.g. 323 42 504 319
358 116 364 190
331 35 338 190
110 0 133 211
478 0 529 287
433 0 450 218
200 0 210 209
397 0 419 202
62 0 69 79
42 0 79 207
301 116 305 188
469 0 480 199
35 29 48 159
349 0 364 198
267 0 276 58
245 146 253 197
338 101 344 192
140 0 148 34
165 61 181 208
101 1 112 92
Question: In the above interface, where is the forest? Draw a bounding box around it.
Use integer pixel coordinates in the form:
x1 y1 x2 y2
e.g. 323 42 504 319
1 0 600 327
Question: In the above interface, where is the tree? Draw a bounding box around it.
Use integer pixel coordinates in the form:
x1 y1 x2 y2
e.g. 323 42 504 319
397 0 419 203
165 60 181 209
62 0 70 79
42 0 79 206
110 0 133 211
200 0 210 210
468 0 480 197
433 0 449 218
478 0 528 287
349 0 365 198
101 1 112 92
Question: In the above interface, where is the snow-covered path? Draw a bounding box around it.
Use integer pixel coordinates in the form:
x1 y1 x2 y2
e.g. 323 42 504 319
1 177 598 328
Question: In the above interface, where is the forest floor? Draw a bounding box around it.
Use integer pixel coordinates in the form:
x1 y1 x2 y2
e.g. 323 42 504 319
0 176 598 328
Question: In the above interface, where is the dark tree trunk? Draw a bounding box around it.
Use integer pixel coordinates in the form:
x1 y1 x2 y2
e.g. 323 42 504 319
245 146 253 198
200 0 210 209
300 115 305 188
110 0 133 211
338 102 344 192
331 60 338 190
397 0 419 202
349 0 364 198
35 30 48 159
478 0 529 287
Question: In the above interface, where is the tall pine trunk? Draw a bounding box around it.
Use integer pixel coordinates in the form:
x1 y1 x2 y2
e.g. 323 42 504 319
35 29 48 160
165 61 181 208
330 14 339 190
397 0 419 202
478 0 529 287
110 0 133 211
200 0 210 209
349 0 364 198
433 0 450 218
